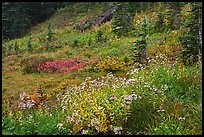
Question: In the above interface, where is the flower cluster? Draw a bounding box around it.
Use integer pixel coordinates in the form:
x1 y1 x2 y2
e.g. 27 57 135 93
77 73 137 92
18 92 47 110
113 126 123 135
56 72 142 134
19 93 36 109
37 58 88 74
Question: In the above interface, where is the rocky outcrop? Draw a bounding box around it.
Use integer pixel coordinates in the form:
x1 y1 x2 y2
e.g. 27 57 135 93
74 8 116 32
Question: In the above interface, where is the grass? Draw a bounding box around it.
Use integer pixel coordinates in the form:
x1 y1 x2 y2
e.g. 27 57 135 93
2 3 202 135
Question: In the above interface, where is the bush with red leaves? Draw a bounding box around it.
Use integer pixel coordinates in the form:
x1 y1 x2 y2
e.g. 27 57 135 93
37 58 89 74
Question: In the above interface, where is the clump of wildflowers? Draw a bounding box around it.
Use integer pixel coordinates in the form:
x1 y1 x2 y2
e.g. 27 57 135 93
113 126 123 135
56 72 142 134
19 93 36 109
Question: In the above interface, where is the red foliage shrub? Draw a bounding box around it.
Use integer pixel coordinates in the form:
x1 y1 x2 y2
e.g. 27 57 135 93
37 58 89 74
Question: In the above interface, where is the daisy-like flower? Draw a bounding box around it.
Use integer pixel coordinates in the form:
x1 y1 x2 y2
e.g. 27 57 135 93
109 95 117 100
179 117 186 121
57 123 63 129
81 129 88 134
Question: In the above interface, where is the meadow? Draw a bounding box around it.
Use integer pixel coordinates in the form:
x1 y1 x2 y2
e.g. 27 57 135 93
2 3 202 135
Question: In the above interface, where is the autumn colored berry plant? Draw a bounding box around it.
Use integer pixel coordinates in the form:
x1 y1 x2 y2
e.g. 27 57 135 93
37 58 88 75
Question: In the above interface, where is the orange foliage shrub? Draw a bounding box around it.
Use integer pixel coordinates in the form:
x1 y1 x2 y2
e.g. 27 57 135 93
147 45 183 61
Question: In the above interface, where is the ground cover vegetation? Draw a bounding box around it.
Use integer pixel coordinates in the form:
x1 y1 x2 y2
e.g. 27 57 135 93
2 2 202 135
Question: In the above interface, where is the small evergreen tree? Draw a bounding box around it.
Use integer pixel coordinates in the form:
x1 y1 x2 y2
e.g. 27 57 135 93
27 37 32 52
47 22 54 42
156 11 165 32
111 2 135 37
132 16 149 65
14 41 20 54
154 2 165 32
46 22 54 49
96 30 103 42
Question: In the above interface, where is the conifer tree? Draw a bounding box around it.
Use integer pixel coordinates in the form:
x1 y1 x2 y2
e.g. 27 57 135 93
27 37 32 52
111 2 136 37
178 2 202 65
132 16 149 65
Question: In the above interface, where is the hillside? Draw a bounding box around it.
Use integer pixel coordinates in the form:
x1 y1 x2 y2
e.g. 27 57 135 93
2 2 202 135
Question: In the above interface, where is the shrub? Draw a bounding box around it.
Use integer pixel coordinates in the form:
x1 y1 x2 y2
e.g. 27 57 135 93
71 39 79 48
96 56 130 72
14 42 20 54
37 58 88 75
73 23 81 30
95 30 104 42
20 55 54 74
146 45 183 61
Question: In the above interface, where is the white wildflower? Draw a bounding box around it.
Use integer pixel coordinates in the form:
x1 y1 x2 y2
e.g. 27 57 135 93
179 117 186 121
81 129 88 135
57 123 63 129
113 126 123 135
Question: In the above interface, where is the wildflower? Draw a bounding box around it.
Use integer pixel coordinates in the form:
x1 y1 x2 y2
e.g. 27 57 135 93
75 119 82 124
19 103 26 109
125 101 132 105
9 111 13 117
179 117 186 121
98 106 103 110
138 96 142 99
20 93 28 101
109 95 117 100
62 106 66 111
113 126 123 135
122 103 130 109
112 84 118 89
26 100 35 108
131 93 137 100
126 79 136 85
132 40 136 43
81 129 88 134
88 118 100 127
95 126 100 132
31 99 36 104
57 123 63 129
163 84 168 90
124 95 132 101
66 116 72 122
28 115 33 120
157 109 165 112
109 125 113 130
